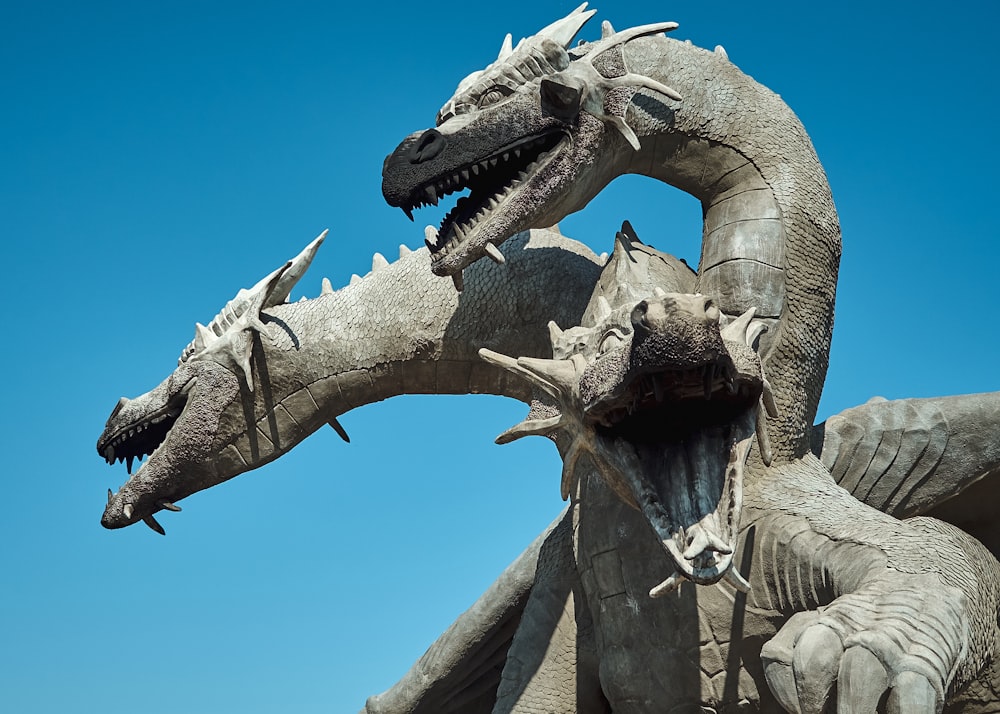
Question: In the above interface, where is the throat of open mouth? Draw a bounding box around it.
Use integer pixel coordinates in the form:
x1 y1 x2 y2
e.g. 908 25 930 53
620 413 756 593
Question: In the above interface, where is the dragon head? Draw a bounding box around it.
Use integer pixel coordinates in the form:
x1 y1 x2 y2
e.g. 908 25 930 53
96 232 330 534
381 4 682 286
481 225 775 593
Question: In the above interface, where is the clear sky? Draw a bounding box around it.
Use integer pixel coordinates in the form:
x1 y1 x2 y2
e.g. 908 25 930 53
2 1 998 712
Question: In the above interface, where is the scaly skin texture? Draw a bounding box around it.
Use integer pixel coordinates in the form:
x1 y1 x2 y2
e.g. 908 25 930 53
97 230 602 530
99 10 1000 714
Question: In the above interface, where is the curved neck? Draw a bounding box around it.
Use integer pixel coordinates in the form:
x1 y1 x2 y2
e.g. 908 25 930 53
218 231 602 470
619 36 842 460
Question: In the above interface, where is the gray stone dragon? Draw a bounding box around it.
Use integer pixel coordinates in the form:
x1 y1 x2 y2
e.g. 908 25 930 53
96 6 1000 712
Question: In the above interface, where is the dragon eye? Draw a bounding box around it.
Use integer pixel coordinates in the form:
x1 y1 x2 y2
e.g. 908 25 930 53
478 87 510 109
598 329 626 355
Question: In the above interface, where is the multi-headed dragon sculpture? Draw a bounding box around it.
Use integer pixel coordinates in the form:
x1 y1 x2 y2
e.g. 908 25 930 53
97 6 1000 712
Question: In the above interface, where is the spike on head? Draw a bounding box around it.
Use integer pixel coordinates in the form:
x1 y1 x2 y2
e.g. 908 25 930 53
535 3 597 48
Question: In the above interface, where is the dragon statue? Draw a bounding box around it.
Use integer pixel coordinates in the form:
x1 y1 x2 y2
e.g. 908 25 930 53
96 6 1000 712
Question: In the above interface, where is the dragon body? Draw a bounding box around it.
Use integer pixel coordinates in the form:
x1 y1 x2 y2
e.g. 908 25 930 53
98 6 1000 713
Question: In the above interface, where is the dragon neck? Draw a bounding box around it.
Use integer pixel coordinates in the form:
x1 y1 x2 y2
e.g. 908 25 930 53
617 37 841 460
213 232 600 473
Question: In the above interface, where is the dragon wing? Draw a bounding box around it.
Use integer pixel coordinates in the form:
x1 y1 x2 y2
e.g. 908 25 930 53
813 392 1000 556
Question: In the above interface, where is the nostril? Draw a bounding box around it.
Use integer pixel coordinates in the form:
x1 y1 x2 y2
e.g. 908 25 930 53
630 301 650 332
408 129 445 164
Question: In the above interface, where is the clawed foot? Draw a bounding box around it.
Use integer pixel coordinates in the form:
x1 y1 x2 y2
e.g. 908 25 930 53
760 575 968 713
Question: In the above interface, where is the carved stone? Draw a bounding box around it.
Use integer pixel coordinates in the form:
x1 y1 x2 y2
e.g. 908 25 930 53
97 7 1000 713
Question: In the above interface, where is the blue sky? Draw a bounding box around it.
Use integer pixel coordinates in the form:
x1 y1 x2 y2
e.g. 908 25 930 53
2 1 997 711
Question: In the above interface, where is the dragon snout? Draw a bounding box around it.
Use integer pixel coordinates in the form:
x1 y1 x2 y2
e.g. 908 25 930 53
631 294 720 336
407 128 446 164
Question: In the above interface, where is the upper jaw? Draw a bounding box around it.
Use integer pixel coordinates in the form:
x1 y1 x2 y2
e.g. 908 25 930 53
97 361 240 533
381 102 592 278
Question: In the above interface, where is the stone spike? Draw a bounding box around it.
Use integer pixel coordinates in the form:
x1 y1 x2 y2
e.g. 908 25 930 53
516 356 579 395
237 334 255 392
497 32 513 62
746 321 767 349
649 571 683 597
607 115 641 150
107 488 113 505
350 274 362 286
620 220 641 244
328 417 350 443
194 322 214 352
535 3 596 49
495 415 563 445
484 242 506 264
321 277 333 295
762 378 778 418
601 20 615 39
595 296 612 321
479 348 562 400
714 44 728 59
598 252 608 264
548 320 563 348
451 271 464 292
142 514 166 536
398 244 411 258
372 252 389 272
756 406 773 467
560 441 586 500
720 306 757 343
723 566 751 593
268 230 327 308
158 501 182 512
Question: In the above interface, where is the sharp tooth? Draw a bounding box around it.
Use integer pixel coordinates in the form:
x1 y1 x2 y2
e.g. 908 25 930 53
513 148 521 159
128 428 135 438
105 446 115 461
489 157 498 167
107 488 113 505
649 571 683 597
402 206 414 221
123 503 134 519
126 455 134 474
502 152 510 162
488 197 500 209
424 225 439 251
703 365 714 400
454 224 466 240
451 271 464 292
471 164 480 176
460 168 470 181
424 185 437 204
484 242 505 264
158 501 182 512
142 514 166 536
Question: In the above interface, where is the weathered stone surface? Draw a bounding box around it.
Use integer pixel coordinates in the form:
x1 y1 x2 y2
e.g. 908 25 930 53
96 7 1000 714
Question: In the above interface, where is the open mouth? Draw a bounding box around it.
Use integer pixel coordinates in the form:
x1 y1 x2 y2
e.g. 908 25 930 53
97 384 191 475
399 131 566 261
589 360 762 594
